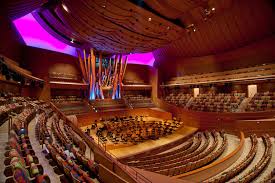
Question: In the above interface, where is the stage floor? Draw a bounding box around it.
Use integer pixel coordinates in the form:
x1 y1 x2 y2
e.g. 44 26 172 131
108 125 197 158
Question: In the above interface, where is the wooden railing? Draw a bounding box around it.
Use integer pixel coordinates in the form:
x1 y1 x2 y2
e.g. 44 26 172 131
49 102 152 183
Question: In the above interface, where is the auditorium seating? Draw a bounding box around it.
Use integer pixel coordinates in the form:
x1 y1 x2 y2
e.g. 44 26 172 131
52 96 91 115
246 92 275 112
120 131 275 181
204 134 258 182
164 93 192 107
205 134 273 183
166 63 275 85
188 93 245 112
125 131 227 176
90 99 127 112
51 96 84 105
1 92 274 183
3 100 50 183
35 107 98 182
123 94 155 108
123 79 147 85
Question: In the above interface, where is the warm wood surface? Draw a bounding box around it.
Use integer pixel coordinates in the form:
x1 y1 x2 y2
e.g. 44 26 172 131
77 108 173 127
108 125 197 159
153 0 275 58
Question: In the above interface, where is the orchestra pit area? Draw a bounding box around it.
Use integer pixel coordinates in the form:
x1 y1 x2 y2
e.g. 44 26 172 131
1 0 275 183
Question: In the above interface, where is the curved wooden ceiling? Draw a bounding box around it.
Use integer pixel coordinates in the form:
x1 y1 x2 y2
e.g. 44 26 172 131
32 0 185 54
4 0 275 56
153 0 275 60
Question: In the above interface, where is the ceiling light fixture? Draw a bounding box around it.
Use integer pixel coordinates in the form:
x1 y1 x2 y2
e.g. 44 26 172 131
148 17 152 21
212 7 215 11
62 3 69 12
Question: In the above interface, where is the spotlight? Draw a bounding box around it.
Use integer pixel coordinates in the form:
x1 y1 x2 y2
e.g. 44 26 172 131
70 39 74 43
212 7 215 11
62 3 69 12
148 17 152 21
167 26 170 30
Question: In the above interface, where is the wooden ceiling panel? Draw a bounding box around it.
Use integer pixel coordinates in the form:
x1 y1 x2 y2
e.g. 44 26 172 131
3 0 47 20
153 0 275 59
4 0 274 57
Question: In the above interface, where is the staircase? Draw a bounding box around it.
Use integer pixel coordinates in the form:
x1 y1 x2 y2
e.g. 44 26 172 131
236 97 252 112
185 97 194 108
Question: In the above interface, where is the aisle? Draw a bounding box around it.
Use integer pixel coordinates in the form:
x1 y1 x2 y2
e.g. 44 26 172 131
28 114 61 183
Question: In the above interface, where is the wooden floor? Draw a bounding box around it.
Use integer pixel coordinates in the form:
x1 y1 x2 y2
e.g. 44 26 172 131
108 125 197 158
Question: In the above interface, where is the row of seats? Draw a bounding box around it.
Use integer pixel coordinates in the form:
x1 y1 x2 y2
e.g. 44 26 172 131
123 94 155 108
90 99 127 112
35 107 98 183
3 101 50 183
246 92 275 111
205 134 258 183
126 131 228 176
205 134 273 183
164 93 192 107
161 132 227 176
123 131 274 181
51 96 91 115
51 96 84 104
188 93 245 112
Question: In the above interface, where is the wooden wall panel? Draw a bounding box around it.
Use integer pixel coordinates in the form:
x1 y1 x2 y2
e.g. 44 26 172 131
156 35 275 82
0 17 24 63
123 64 152 84
153 0 275 59
22 46 81 80
77 108 172 127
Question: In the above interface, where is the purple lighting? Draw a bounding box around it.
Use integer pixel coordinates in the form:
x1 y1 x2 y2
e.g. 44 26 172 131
13 13 154 66
125 52 155 66
13 13 76 56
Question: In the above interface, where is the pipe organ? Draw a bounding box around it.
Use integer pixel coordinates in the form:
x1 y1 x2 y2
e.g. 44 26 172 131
77 49 127 100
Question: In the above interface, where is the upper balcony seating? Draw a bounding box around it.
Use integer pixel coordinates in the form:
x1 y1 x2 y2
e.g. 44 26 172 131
246 92 275 112
123 94 155 108
52 96 91 115
90 99 127 112
123 79 146 85
188 93 245 112
164 93 192 107
51 96 84 105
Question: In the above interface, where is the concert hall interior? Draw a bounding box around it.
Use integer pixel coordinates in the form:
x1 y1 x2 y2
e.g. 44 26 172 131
0 0 275 183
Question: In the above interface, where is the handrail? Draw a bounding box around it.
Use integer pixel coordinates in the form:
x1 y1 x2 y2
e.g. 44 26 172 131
49 102 152 183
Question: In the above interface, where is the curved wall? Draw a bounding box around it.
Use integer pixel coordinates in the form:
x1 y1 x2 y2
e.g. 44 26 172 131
155 35 275 82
